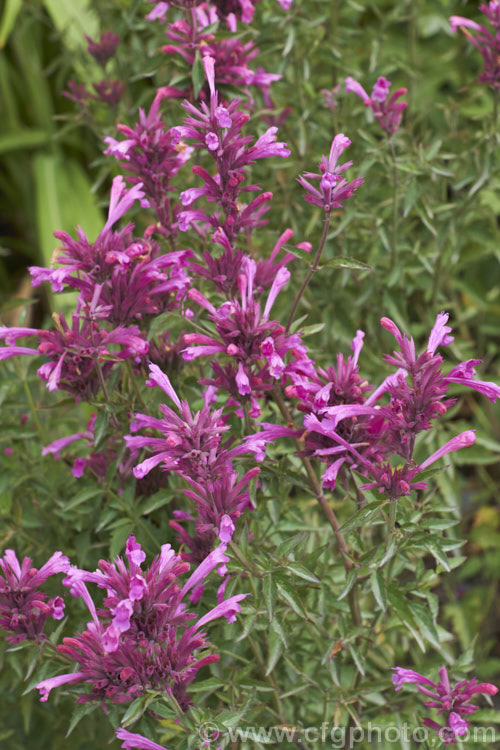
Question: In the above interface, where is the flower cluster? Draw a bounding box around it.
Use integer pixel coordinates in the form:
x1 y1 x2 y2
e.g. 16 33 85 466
345 76 408 136
270 313 500 494
0 550 69 644
105 90 193 236
0 313 148 399
35 536 246 708
393 665 498 745
183 258 313 415
125 363 265 555
64 30 124 108
178 55 289 244
297 133 364 212
450 3 500 89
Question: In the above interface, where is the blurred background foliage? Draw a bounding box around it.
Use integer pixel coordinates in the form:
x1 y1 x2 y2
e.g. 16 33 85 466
0 0 499 747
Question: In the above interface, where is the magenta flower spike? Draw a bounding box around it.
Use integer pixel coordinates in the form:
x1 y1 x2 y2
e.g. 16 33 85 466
345 75 408 136
36 536 248 708
450 4 500 89
393 665 497 745
182 257 313 413
297 133 364 212
0 549 69 643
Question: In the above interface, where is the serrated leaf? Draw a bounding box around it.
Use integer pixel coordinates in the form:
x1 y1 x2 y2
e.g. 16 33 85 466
93 409 109 450
121 693 158 727
348 644 365 676
337 568 357 601
409 600 441 651
388 586 425 652
284 563 320 584
320 256 371 271
370 570 387 611
64 487 102 512
424 542 451 572
262 575 277 621
266 624 284 676
274 575 308 618
65 703 97 737
192 50 204 99
339 500 387 532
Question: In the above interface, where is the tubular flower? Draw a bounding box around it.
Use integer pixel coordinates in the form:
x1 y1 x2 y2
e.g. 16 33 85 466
125 363 266 480
36 536 247 709
261 312 496 492
393 665 497 745
0 311 148 400
178 55 288 244
105 90 193 235
0 550 69 644
182 257 314 414
450 3 500 89
29 177 191 326
297 133 364 212
345 76 408 136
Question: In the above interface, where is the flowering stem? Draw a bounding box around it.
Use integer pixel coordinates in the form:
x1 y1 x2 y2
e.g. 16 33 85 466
286 213 332 331
15 361 48 445
272 388 354 565
125 359 145 409
389 138 398 265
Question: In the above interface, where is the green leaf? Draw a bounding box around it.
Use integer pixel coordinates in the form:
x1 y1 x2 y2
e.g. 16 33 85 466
320 256 371 271
266 623 284 676
339 500 387 532
140 490 174 515
0 0 22 47
65 703 97 737
192 49 204 99
0 130 51 154
64 487 102 512
284 563 320 584
93 410 109 450
348 644 365 676
387 587 425 652
409 600 441 651
424 542 451 572
337 569 357 601
42 0 99 50
274 575 308 618
370 570 387 611
262 575 277 621
121 693 158 728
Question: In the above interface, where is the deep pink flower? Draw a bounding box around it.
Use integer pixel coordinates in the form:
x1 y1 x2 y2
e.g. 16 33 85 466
105 90 193 235
85 31 120 66
125 363 265 479
0 550 69 644
450 4 500 89
345 76 408 136
183 258 313 413
393 665 497 745
297 133 364 212
36 537 248 708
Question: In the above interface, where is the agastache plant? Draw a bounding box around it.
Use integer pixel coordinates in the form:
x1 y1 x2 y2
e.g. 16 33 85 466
2 3 500 748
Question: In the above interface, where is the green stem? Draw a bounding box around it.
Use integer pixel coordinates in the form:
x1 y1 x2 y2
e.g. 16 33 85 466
389 138 398 265
286 212 332 331
15 362 48 444
126 359 145 408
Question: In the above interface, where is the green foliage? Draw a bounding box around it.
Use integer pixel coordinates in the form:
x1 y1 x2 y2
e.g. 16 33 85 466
0 1 499 749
